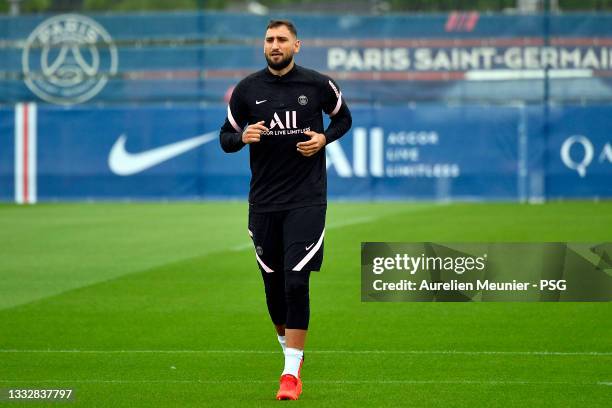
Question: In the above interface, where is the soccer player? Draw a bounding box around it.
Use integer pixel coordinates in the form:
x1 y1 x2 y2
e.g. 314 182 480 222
219 19 352 400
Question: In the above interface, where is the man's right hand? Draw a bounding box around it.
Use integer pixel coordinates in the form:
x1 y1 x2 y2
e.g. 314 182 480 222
242 121 268 144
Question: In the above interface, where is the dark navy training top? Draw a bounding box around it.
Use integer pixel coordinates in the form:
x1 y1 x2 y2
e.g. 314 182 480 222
219 64 352 212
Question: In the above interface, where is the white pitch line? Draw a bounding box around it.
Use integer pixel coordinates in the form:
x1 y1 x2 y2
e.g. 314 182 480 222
230 215 377 251
229 204 438 252
0 349 610 356
0 379 607 386
231 241 255 251
326 215 376 229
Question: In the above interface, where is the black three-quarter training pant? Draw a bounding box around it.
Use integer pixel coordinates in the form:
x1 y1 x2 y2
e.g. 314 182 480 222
248 205 326 330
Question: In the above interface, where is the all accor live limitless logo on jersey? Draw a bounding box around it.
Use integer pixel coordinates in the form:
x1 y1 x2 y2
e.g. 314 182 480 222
264 111 311 135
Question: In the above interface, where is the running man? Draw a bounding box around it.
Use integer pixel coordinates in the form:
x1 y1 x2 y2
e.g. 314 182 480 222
219 19 352 400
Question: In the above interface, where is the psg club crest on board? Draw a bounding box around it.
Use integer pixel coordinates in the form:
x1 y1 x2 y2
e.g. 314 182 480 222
22 14 118 105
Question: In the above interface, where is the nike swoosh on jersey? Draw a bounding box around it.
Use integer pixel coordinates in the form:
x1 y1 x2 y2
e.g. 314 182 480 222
108 131 217 176
256 100 267 104
305 243 314 250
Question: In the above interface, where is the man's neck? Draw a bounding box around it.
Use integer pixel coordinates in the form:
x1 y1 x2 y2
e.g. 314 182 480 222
267 60 295 77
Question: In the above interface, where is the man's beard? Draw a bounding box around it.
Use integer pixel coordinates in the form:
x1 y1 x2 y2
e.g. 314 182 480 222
266 53 293 71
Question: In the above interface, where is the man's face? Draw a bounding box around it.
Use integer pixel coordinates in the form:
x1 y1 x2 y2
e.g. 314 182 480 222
264 25 300 71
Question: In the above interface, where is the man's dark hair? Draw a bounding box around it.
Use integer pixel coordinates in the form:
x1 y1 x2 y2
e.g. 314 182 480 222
266 19 298 37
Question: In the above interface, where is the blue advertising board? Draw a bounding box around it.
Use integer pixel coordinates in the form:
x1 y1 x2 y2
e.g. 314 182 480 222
2 103 610 202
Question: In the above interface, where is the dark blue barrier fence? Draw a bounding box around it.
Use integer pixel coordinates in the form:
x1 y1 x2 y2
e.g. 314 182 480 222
1 11 612 104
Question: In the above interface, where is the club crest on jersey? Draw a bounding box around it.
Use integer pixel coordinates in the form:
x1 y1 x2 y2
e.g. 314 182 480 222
269 111 298 130
298 95 308 106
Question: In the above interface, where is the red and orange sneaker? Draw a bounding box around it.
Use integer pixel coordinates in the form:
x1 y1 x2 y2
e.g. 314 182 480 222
275 374 302 400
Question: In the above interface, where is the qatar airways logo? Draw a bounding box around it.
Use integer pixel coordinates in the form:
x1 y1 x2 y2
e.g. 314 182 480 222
560 135 612 177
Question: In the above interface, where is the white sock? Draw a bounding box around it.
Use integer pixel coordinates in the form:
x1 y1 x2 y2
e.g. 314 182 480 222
277 335 286 353
281 347 304 378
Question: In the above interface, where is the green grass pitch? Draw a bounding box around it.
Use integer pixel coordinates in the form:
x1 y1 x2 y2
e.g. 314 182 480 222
0 201 611 407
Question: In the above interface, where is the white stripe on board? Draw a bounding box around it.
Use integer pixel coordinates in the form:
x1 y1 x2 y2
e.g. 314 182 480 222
13 103 37 204
369 127 385 177
14 103 24 204
27 103 37 203
465 69 593 81
352 128 367 177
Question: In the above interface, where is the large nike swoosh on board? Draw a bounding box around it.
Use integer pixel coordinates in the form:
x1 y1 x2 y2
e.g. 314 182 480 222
108 131 218 176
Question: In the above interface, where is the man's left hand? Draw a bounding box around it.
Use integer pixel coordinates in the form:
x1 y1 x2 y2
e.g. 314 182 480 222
297 131 326 157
